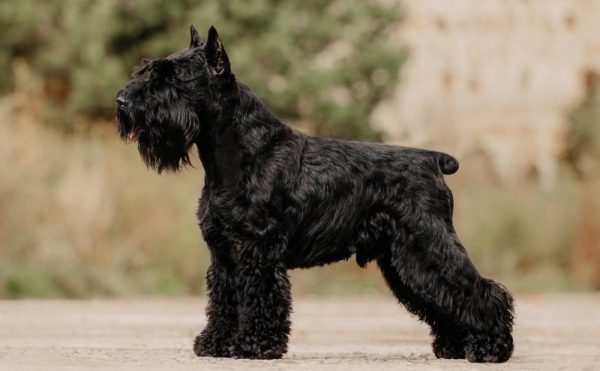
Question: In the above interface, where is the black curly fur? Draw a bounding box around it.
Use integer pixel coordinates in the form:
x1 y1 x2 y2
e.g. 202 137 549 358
116 25 514 362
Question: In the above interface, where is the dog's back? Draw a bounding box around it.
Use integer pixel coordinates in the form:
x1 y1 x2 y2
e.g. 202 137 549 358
285 133 459 269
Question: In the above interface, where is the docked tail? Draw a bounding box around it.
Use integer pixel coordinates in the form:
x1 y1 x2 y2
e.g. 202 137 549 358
438 153 459 175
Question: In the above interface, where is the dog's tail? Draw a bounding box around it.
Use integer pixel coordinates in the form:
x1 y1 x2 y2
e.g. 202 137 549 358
437 153 459 175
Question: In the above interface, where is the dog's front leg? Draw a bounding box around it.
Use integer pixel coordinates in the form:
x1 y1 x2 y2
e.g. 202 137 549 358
231 239 291 359
194 250 238 357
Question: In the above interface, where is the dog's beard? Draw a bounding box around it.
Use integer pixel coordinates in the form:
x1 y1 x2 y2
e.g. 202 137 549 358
137 122 192 173
116 107 137 142
117 104 200 173
138 107 199 173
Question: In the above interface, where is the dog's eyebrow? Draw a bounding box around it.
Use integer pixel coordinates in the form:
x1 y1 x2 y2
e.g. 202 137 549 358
132 63 151 78
132 58 178 78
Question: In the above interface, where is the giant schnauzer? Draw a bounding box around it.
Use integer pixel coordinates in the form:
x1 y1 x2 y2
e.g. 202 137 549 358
116 25 514 363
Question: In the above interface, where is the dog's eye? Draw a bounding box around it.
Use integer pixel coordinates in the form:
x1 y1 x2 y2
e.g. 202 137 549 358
151 59 175 78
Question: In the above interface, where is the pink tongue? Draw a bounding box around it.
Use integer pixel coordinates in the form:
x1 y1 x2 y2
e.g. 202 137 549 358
127 128 142 141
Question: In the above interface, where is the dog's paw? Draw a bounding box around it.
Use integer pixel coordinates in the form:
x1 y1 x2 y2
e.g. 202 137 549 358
230 344 283 360
193 329 233 358
464 332 513 363
229 333 287 360
432 335 466 359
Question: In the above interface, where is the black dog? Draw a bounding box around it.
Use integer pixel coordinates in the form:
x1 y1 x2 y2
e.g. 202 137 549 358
116 25 514 363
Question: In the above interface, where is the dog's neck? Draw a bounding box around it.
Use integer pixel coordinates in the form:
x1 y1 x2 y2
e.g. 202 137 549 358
196 81 291 189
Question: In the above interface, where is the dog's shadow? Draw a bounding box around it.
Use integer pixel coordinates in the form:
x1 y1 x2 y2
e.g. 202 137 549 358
283 351 436 363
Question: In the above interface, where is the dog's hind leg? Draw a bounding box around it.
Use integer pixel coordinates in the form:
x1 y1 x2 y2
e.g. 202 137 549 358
382 216 514 363
378 256 467 359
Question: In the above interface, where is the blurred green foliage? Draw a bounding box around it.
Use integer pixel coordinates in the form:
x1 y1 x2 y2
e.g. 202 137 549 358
0 0 404 139
562 70 600 287
565 71 600 179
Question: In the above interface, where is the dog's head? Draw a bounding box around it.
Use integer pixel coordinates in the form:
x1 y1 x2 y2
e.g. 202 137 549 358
116 25 232 172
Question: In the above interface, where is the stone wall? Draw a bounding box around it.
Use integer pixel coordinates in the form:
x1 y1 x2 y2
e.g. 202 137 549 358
372 0 600 184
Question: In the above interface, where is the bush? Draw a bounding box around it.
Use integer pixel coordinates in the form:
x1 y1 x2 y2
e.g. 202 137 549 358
0 0 404 139
564 70 600 179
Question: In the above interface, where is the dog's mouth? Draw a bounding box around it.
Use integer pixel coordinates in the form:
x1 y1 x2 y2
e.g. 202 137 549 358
127 127 144 142
117 107 145 143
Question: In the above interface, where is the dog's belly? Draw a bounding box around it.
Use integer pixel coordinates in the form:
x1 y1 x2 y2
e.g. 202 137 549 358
284 212 359 269
283 198 402 269
284 207 389 269
285 239 355 269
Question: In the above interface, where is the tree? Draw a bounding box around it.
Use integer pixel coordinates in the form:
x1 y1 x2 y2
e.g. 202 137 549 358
0 0 404 140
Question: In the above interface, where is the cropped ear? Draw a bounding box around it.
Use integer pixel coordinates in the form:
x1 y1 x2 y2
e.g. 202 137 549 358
189 24 202 48
205 26 230 76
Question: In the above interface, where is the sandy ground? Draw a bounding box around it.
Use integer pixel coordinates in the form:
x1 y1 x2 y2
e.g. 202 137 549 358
0 294 599 371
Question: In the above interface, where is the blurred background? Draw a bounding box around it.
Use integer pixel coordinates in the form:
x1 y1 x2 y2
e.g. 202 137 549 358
0 0 599 298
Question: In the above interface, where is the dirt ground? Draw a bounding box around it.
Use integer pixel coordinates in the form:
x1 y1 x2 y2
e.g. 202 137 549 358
0 294 599 370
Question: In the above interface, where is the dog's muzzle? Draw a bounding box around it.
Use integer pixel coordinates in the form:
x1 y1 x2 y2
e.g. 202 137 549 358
115 91 143 142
